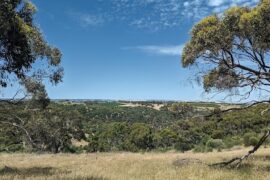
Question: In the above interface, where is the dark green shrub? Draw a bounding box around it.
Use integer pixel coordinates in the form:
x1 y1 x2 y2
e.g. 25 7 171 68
211 130 224 139
249 137 259 146
175 137 193 152
63 145 82 153
127 123 154 151
154 128 177 148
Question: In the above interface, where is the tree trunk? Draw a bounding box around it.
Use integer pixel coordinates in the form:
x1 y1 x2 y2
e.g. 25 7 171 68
210 130 270 168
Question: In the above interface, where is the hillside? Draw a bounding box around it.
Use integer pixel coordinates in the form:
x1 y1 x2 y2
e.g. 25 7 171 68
1 100 269 153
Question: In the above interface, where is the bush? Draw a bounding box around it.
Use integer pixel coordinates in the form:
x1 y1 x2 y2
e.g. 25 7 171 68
175 137 193 152
249 137 259 146
206 139 224 150
223 136 241 149
63 145 83 153
243 133 258 147
127 123 154 151
193 145 205 153
211 130 224 139
154 128 177 148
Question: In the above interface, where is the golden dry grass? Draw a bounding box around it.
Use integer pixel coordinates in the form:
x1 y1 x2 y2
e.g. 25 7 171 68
0 147 270 180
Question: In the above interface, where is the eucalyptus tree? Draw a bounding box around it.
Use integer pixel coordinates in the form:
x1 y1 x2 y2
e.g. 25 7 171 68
0 0 66 152
0 0 63 103
182 0 270 166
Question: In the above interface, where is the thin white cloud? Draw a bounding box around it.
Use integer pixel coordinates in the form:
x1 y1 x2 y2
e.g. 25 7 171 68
208 0 226 7
79 14 104 27
126 45 184 56
68 0 261 30
212 0 259 13
68 11 104 27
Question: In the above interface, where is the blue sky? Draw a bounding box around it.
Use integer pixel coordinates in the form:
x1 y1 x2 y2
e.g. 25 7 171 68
22 0 261 101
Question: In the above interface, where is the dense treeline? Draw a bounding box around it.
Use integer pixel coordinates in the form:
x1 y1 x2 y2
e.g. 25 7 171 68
83 103 270 153
0 102 85 153
0 101 269 153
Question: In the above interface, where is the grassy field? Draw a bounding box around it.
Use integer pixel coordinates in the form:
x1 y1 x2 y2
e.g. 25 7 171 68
0 148 270 180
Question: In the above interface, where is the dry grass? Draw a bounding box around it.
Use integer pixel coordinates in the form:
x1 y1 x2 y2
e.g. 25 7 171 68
0 147 270 180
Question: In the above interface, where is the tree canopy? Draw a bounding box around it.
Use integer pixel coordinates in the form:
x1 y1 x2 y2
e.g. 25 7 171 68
0 0 63 102
182 0 270 97
0 0 65 152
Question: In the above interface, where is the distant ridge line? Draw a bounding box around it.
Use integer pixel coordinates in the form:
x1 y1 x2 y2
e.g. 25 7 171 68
51 99 243 105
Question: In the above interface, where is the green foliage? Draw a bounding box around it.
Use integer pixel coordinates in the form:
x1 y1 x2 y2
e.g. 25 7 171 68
1 101 270 153
249 137 259 147
85 122 152 152
0 103 84 153
206 139 225 150
211 130 224 139
193 139 225 152
193 145 205 153
0 0 63 97
223 136 242 149
169 103 195 118
182 0 270 94
243 132 259 147
128 123 154 151
0 129 24 152
175 136 193 152
0 0 64 153
27 109 84 153
154 128 177 148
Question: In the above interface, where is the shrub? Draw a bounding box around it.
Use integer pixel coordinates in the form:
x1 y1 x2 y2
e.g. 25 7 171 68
154 128 177 148
175 137 193 152
249 137 259 146
206 139 224 150
243 132 258 147
223 136 241 149
193 145 205 153
127 123 154 151
211 130 224 139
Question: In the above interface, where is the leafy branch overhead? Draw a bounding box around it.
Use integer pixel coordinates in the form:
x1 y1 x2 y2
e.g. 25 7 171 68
182 0 270 95
0 0 63 103
181 0 270 167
